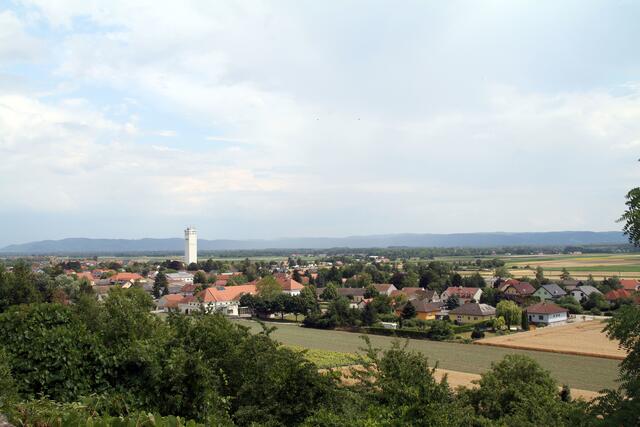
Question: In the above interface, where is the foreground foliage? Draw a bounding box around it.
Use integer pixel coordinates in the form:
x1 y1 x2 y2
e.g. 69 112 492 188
0 286 637 425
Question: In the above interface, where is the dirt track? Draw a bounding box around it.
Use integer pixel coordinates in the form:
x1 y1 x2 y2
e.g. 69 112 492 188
476 321 625 360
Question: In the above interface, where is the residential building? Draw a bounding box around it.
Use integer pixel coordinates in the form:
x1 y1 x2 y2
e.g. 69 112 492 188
533 284 567 300
501 281 536 297
157 294 185 312
373 283 397 296
166 272 194 284
396 300 443 320
526 302 568 326
569 285 601 302
449 303 496 324
275 275 304 296
620 279 640 292
109 272 144 285
605 289 635 302
441 287 483 304
181 284 257 316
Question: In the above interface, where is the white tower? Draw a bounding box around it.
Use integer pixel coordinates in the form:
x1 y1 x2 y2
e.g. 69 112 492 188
184 227 197 265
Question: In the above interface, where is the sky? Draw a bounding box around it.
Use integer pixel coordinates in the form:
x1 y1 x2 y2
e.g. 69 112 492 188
1 0 639 246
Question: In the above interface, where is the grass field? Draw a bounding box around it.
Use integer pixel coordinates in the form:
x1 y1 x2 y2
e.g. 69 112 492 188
234 320 620 392
477 321 626 360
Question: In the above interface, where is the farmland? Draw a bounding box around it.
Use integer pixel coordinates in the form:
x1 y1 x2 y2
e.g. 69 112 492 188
476 321 626 360
456 253 640 279
234 320 619 392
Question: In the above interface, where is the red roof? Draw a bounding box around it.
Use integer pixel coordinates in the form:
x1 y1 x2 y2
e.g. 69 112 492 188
181 283 197 293
159 294 184 308
198 284 257 303
526 301 568 314
110 272 143 282
619 279 640 291
605 289 633 301
504 282 536 295
73 272 95 282
443 287 481 298
276 276 304 291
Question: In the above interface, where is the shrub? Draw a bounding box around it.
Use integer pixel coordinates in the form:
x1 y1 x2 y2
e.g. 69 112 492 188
471 329 485 339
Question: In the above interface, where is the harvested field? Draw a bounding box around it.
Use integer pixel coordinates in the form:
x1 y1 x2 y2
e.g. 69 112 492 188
327 366 601 401
456 253 640 279
476 321 626 360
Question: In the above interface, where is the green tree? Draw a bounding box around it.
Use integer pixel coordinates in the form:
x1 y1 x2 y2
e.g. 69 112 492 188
560 268 572 281
401 301 417 320
494 266 511 279
496 300 521 329
460 354 586 425
193 271 207 284
256 276 283 300
361 302 378 326
445 295 460 310
593 305 640 424
618 186 640 246
535 266 545 282
363 284 379 299
0 348 17 410
154 271 169 298
521 310 530 331
320 283 339 301
556 296 583 314
300 285 319 314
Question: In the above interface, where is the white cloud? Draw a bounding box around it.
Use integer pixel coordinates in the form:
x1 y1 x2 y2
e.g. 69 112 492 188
1 1 640 243
154 130 177 137
0 10 44 62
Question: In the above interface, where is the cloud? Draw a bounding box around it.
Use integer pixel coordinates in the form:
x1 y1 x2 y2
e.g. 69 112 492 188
154 130 177 137
0 10 44 63
1 1 640 244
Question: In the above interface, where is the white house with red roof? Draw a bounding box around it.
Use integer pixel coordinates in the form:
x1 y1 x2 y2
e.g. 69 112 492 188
179 284 257 316
275 275 304 296
526 301 568 326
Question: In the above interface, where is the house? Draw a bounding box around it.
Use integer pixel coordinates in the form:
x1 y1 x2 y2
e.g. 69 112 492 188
72 271 95 286
336 288 366 303
619 279 640 292
156 294 185 312
501 281 536 297
373 283 397 296
605 289 635 302
180 283 197 296
526 302 568 326
395 287 440 302
533 284 567 300
395 300 443 320
569 285 601 302
449 303 496 324
180 284 257 316
441 287 483 304
276 276 304 296
166 272 194 284
109 272 144 285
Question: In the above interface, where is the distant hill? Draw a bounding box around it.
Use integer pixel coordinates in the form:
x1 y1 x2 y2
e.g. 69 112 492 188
0 231 628 254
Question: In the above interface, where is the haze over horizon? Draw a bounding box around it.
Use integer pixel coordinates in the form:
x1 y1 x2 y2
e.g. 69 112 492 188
1 1 640 247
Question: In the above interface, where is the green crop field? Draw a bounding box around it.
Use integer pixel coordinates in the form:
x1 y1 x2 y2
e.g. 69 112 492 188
234 320 619 392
